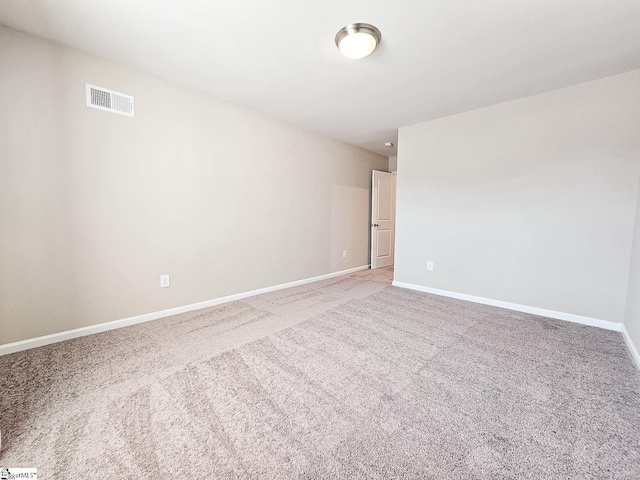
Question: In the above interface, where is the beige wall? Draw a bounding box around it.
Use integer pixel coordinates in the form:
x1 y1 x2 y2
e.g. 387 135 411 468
624 173 640 356
395 70 640 323
388 156 397 173
0 26 387 345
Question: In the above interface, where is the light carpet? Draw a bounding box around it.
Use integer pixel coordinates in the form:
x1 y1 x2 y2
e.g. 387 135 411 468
1 267 639 478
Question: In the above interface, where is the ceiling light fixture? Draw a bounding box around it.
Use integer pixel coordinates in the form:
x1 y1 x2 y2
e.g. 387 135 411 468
384 142 394 148
335 23 382 59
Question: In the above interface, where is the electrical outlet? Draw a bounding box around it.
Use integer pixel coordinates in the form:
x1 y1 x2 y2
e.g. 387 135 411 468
427 261 434 271
160 274 170 288
343 250 347 258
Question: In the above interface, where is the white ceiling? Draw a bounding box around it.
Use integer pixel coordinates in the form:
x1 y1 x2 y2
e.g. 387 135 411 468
1 0 640 156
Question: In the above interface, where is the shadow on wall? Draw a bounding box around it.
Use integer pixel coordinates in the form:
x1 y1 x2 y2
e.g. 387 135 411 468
330 184 371 272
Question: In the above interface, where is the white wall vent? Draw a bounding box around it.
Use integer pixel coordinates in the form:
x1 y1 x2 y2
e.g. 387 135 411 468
86 83 134 117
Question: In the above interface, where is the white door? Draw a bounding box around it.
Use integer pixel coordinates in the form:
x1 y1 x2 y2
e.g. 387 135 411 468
371 170 396 269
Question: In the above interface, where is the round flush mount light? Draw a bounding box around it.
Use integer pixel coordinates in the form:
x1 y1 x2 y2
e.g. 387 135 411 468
384 142 394 148
335 23 382 59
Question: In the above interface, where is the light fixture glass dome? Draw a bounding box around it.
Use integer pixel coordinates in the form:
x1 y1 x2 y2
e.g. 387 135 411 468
335 23 381 59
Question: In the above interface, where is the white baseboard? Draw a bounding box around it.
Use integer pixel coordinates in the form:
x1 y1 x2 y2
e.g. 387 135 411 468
622 325 640 370
0 265 370 357
391 281 623 332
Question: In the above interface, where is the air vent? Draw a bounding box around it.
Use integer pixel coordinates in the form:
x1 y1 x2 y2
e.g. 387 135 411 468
86 83 134 117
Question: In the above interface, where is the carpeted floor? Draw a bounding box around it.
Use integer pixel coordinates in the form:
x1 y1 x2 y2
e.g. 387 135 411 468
1 267 639 478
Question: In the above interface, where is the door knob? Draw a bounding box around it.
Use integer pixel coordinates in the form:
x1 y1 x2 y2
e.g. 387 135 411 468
372 224 379 227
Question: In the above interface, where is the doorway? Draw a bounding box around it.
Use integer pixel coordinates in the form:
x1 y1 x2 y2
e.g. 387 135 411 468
370 170 397 269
